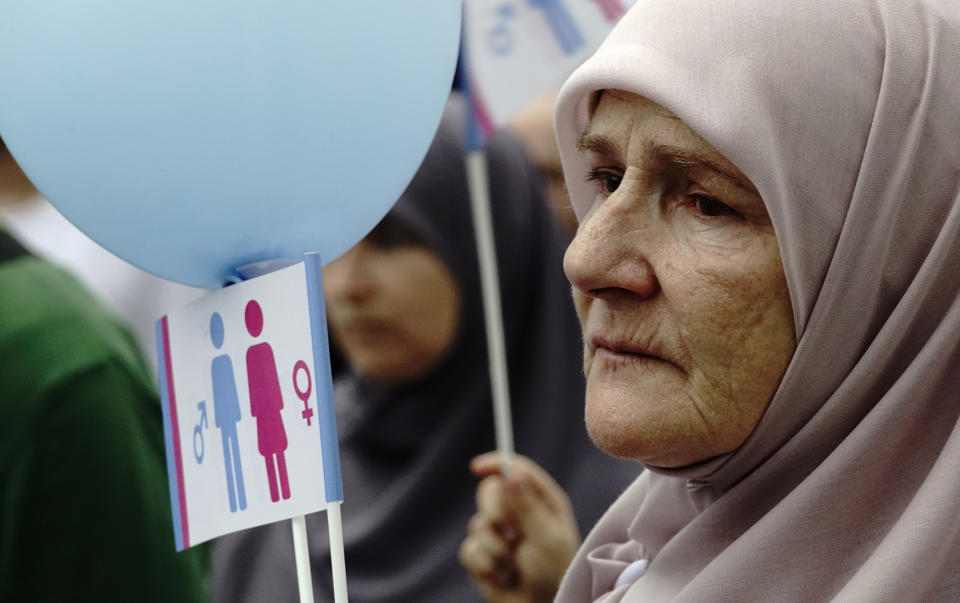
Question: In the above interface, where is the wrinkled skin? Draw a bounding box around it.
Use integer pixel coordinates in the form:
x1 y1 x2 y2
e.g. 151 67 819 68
565 91 795 468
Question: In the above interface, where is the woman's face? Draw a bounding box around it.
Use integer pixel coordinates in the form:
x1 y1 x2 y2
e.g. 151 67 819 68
324 226 460 384
564 90 796 468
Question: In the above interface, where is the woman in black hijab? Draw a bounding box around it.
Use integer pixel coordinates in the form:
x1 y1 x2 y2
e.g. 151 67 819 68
210 95 638 602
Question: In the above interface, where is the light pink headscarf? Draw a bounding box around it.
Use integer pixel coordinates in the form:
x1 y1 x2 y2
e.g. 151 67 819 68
554 0 960 600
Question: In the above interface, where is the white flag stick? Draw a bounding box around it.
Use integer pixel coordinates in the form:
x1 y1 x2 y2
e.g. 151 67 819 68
466 149 515 474
291 515 315 603
326 502 349 602
290 507 347 603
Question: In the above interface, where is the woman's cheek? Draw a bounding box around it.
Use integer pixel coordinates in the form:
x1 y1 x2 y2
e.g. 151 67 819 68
668 244 784 360
668 207 754 254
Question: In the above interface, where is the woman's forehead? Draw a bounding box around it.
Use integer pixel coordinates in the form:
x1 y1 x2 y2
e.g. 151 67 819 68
585 92 711 153
601 89 677 116
583 92 755 193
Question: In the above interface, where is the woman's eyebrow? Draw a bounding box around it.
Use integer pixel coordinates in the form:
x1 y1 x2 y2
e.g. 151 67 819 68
650 143 758 194
577 134 756 194
577 133 622 160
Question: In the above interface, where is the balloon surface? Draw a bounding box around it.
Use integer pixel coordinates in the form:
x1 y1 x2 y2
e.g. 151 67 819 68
0 1 461 288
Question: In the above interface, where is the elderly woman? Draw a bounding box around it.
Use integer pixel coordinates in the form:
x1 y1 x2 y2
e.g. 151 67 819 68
461 0 960 600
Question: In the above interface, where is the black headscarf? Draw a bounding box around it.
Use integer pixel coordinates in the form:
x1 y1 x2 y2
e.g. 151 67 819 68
210 95 640 603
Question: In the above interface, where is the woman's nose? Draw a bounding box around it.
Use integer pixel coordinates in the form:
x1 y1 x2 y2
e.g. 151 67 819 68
562 198 659 301
324 244 377 303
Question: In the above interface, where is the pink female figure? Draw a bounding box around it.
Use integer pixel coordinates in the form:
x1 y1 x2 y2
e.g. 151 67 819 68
244 300 290 502
590 0 626 22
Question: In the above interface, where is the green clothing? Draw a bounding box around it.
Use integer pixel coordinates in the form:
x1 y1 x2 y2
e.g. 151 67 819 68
0 231 210 602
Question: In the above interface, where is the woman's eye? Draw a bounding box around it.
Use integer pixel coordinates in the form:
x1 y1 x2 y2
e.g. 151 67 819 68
603 174 622 194
692 194 739 218
587 169 622 195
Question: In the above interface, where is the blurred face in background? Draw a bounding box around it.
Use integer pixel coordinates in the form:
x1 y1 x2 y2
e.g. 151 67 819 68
323 217 461 385
508 91 578 237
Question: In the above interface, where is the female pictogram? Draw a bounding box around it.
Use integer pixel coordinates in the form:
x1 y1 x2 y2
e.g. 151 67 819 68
590 0 626 22
244 300 291 502
293 360 315 426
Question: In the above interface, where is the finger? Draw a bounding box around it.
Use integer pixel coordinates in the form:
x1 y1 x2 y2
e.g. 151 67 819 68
506 455 575 517
460 529 521 590
470 451 506 478
504 471 546 520
467 514 513 559
459 536 496 577
493 517 522 546
491 556 521 590
461 545 522 603
475 475 507 518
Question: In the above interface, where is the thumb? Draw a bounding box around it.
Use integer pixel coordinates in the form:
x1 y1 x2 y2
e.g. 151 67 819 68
470 451 507 479
502 465 569 536
506 456 575 519
504 475 548 530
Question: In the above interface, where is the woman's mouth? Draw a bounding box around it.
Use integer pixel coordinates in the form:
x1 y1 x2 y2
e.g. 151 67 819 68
594 345 661 367
339 318 394 343
590 335 670 371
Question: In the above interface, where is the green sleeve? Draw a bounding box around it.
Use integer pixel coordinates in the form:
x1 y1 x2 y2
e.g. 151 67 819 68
0 360 210 603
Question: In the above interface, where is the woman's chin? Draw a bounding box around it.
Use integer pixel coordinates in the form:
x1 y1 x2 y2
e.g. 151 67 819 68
583 378 715 467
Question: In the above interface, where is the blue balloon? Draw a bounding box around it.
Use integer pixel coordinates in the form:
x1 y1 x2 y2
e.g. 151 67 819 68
0 1 461 288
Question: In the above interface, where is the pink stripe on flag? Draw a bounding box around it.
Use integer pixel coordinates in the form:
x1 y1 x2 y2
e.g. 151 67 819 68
162 316 189 548
593 0 627 21
469 79 497 138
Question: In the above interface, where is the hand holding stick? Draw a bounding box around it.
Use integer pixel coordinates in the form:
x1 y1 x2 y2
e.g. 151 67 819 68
459 452 581 603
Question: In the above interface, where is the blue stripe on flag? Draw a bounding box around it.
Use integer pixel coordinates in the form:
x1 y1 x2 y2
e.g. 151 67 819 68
156 318 184 551
458 21 486 152
303 253 344 502
529 0 586 55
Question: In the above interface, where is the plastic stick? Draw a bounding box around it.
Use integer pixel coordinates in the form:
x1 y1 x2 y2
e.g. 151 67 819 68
466 149 515 474
326 501 349 602
291 515 316 603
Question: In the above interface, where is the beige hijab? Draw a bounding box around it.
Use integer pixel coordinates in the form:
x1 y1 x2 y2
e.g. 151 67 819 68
554 0 960 600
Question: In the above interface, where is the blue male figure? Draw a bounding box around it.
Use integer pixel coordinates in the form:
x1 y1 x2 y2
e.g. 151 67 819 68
528 0 585 55
210 312 247 512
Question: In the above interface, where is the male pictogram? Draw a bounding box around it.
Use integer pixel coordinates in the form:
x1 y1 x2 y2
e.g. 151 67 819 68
210 312 247 512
